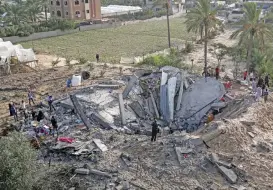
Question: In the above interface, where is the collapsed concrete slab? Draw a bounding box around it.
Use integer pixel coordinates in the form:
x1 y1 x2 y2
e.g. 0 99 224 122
176 77 226 131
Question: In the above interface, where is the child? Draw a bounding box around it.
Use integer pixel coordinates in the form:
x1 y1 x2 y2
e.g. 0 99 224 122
264 88 269 103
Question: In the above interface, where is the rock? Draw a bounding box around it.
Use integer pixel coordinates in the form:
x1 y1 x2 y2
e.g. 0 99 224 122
122 180 130 190
217 165 237 184
210 153 219 163
115 185 123 190
189 135 204 146
216 160 232 169
247 132 255 138
240 121 255 126
93 139 108 152
84 164 111 178
75 168 90 175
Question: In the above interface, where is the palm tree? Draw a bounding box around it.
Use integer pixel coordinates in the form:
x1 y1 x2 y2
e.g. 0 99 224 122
3 3 26 25
230 2 273 72
185 0 221 74
25 0 44 22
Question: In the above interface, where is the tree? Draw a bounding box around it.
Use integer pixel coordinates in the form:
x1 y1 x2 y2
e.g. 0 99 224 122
230 2 273 72
3 3 26 25
0 132 38 190
185 0 221 74
185 0 222 73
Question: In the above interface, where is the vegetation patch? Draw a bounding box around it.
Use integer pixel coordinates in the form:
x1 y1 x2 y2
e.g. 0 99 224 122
22 18 192 63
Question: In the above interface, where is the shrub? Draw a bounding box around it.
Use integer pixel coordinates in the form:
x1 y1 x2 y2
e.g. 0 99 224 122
183 42 194 53
78 57 87 65
0 132 38 190
140 54 181 67
51 58 61 67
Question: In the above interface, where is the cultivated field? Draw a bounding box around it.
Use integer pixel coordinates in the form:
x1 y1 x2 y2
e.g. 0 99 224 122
22 17 194 63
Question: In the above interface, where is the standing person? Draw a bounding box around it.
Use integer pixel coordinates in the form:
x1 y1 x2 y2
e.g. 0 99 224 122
151 119 158 142
215 66 220 80
243 70 248 80
264 88 269 103
255 86 262 101
250 71 254 81
31 109 37 120
8 103 12 116
37 110 44 122
51 116 58 137
265 74 270 87
28 90 35 106
96 53 100 63
252 78 257 94
21 100 27 118
10 103 18 121
47 95 55 112
262 82 266 96
257 77 264 88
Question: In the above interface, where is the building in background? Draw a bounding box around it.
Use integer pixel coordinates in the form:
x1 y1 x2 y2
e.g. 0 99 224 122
49 0 101 21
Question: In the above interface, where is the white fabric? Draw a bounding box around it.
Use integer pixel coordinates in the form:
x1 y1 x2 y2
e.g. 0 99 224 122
0 40 36 63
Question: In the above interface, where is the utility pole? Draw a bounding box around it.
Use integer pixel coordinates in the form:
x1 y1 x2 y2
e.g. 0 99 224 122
166 1 171 48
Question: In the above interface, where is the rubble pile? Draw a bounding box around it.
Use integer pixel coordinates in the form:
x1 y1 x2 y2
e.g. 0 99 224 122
6 65 270 189
48 66 228 137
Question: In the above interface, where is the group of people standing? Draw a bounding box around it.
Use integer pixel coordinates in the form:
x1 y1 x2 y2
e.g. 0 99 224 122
8 90 59 137
249 72 270 102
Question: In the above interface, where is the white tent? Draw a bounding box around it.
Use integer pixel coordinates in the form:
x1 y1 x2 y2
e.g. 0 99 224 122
0 40 36 63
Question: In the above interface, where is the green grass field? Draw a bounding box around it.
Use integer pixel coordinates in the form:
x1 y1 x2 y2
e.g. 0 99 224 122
22 17 193 63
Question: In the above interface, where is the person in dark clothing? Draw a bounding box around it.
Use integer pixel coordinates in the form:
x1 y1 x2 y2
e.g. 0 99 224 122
265 74 270 87
262 83 266 96
215 66 220 80
37 110 44 122
10 104 18 121
31 109 37 120
8 103 12 116
151 120 158 142
96 54 99 63
257 77 264 88
51 116 58 137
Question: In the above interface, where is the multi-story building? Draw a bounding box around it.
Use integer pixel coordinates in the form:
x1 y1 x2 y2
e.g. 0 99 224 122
50 0 101 21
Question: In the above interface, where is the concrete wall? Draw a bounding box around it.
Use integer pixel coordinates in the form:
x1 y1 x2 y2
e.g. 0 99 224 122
2 22 121 44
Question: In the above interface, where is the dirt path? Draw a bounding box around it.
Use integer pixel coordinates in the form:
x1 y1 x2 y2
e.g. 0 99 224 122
186 29 237 70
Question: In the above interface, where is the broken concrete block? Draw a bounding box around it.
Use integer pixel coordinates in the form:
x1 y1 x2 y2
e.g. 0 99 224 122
202 128 224 143
211 102 227 109
247 132 255 138
189 135 204 146
75 168 90 175
93 139 108 152
217 165 237 184
123 75 138 98
90 112 117 130
129 101 145 118
122 180 130 190
210 153 219 163
216 160 232 169
96 84 120 89
240 121 255 126
90 169 111 178
84 164 111 178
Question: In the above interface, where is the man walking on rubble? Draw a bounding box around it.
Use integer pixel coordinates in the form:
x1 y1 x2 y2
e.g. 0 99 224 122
51 116 58 137
151 119 159 142
28 90 35 106
47 95 55 112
